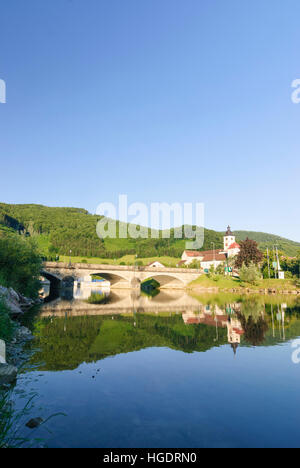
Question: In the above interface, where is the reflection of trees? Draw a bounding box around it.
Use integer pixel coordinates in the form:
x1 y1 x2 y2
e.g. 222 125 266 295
237 313 268 346
30 314 227 371
28 300 300 372
240 297 264 320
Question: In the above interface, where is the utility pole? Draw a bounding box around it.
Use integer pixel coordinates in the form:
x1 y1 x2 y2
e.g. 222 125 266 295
273 246 277 279
266 248 271 279
211 242 215 271
275 245 282 279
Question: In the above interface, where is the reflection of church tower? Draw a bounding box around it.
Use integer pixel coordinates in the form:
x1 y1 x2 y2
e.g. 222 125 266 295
224 225 236 252
231 343 239 355
227 316 244 355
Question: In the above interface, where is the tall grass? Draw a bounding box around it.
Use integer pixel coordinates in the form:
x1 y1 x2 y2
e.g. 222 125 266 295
0 390 66 448
0 391 36 448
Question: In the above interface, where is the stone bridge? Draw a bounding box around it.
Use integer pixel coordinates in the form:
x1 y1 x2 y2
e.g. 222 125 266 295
41 262 201 289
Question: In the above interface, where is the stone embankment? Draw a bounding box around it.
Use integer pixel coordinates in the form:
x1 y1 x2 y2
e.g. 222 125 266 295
190 286 300 295
0 286 42 386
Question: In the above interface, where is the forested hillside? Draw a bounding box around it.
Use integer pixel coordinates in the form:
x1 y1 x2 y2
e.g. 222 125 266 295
0 203 222 258
234 231 300 257
0 203 299 259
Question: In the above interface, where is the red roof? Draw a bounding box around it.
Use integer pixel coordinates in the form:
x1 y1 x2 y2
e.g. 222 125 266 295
233 328 244 335
186 315 228 326
228 242 240 250
201 252 227 262
177 260 187 265
199 249 223 256
183 250 202 257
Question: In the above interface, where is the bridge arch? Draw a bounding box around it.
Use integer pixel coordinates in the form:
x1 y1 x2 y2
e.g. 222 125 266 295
89 271 131 288
41 270 62 288
142 274 186 289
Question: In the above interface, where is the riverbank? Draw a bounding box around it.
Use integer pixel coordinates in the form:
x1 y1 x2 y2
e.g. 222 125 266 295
188 276 300 296
0 286 42 386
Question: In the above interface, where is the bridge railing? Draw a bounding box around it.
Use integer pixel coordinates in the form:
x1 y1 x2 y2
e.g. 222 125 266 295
43 261 202 274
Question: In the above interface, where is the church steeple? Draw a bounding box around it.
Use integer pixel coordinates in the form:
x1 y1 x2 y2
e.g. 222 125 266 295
226 225 233 236
224 225 235 251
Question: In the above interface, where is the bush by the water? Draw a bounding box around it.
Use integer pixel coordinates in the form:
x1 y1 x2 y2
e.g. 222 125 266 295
0 300 15 341
0 234 42 298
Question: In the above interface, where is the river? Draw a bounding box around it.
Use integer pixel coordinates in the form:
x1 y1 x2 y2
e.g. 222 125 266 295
8 285 300 448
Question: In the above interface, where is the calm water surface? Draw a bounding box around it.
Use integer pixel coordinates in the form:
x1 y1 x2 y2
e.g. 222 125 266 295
11 287 300 448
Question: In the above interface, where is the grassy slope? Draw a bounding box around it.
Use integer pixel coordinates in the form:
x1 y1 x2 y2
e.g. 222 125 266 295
190 291 300 307
189 275 299 291
59 254 181 266
0 224 16 236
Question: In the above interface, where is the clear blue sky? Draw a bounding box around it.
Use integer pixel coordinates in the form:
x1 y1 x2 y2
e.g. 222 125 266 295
0 0 299 241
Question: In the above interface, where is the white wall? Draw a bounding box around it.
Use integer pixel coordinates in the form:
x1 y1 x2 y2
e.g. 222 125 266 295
224 235 235 251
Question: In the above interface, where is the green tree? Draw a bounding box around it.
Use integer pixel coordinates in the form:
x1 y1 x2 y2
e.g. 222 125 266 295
239 262 261 285
188 259 201 269
0 233 42 297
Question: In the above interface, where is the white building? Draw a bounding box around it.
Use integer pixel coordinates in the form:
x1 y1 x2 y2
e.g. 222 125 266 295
147 261 165 268
180 226 240 271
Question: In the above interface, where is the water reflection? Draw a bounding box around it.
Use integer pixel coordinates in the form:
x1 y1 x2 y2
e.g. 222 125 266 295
35 284 300 371
10 286 300 448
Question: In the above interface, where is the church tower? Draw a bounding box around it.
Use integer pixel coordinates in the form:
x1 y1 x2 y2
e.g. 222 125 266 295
223 225 235 252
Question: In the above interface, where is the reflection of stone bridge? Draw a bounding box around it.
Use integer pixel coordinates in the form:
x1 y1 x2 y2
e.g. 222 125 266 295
41 262 201 289
40 289 204 317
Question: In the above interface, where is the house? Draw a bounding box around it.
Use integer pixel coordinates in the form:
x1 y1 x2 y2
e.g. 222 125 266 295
147 261 165 268
180 249 226 269
198 251 227 271
181 225 240 271
181 250 202 264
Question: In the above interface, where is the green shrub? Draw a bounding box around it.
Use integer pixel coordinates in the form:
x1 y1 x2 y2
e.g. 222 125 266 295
239 262 261 285
0 300 15 341
188 260 201 269
0 234 42 298
284 271 294 279
215 264 225 275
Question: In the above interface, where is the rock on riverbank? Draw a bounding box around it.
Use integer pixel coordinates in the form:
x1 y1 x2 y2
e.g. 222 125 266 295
0 285 41 385
0 363 18 385
0 285 42 318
